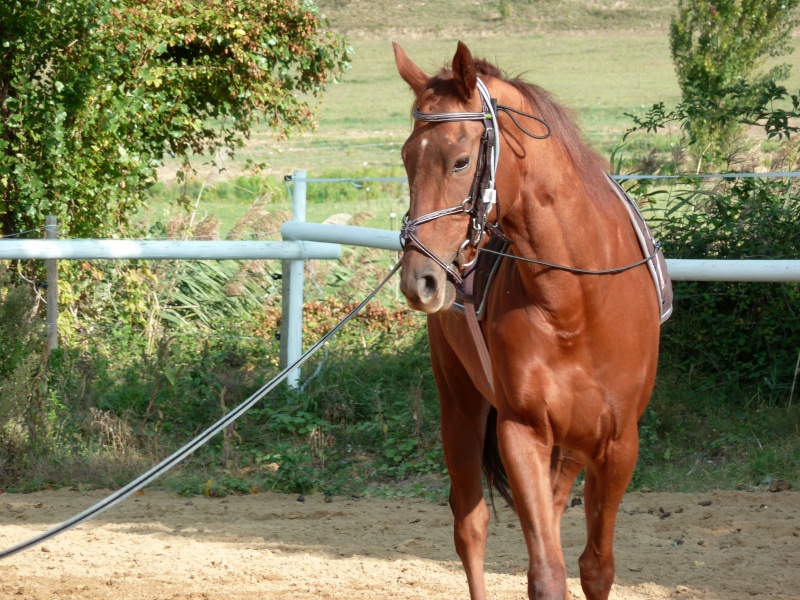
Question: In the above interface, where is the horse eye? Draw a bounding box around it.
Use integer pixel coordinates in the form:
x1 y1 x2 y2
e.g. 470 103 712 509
452 157 470 173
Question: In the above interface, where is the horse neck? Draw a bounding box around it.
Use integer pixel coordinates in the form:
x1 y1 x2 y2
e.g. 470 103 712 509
495 141 625 312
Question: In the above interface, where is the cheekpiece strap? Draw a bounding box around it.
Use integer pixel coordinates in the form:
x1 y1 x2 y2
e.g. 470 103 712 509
403 78 506 282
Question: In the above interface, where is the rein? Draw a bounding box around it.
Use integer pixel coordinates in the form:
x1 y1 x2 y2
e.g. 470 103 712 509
400 76 664 285
478 242 663 275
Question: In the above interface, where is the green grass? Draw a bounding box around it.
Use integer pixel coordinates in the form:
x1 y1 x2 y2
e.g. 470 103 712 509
634 367 800 491
160 32 685 179
318 0 679 38
137 169 410 236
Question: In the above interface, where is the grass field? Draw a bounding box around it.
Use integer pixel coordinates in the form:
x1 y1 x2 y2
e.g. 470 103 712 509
318 0 679 37
160 31 684 182
152 1 800 232
252 33 682 171
152 30 684 231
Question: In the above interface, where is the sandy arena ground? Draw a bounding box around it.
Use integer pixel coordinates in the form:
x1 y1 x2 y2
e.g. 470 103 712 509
0 487 798 599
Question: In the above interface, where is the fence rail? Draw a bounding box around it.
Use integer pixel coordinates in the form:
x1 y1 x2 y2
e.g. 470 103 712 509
0 239 341 260
3 169 799 389
280 221 800 282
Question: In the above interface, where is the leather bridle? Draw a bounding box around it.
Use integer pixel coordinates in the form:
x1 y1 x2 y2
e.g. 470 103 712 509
399 78 551 286
399 77 665 287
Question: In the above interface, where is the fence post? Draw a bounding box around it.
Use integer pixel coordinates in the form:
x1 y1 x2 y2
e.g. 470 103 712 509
45 216 58 351
280 170 306 389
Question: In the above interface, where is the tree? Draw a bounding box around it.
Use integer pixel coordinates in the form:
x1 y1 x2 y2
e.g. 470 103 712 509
670 0 800 161
0 0 350 238
622 1 800 401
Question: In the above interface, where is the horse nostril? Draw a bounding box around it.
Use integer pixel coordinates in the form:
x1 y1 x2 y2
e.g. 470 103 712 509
418 274 439 302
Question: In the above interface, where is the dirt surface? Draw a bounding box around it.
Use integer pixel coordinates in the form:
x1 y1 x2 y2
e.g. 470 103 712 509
0 487 798 599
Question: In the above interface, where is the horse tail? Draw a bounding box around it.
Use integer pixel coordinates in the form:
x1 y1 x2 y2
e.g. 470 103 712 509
482 405 515 513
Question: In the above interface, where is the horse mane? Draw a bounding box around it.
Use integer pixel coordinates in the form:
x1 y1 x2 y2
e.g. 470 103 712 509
430 58 611 207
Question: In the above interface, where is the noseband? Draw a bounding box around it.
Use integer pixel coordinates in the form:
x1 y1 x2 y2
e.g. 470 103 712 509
399 78 550 286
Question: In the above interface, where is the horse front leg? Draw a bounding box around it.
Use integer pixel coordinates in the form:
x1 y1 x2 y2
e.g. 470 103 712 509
442 395 492 600
550 448 585 600
496 412 568 600
429 318 492 600
579 426 640 600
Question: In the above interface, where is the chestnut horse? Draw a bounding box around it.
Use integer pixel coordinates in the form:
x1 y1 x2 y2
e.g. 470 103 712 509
394 42 666 600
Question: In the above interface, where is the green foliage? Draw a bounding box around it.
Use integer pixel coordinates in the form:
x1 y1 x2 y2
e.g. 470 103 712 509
51 184 287 346
77 275 443 499
0 203 447 498
669 0 800 159
0 265 43 481
0 0 350 238
641 176 800 402
624 4 800 404
626 80 800 149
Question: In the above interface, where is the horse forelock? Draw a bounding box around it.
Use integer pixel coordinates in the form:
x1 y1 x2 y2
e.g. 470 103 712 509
427 58 611 208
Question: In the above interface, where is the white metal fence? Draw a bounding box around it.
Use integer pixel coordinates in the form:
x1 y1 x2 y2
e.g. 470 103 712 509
280 220 800 282
0 239 341 261
2 169 799 388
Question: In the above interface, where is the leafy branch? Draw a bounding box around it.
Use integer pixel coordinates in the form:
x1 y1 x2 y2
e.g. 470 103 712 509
625 80 800 144
0 0 351 239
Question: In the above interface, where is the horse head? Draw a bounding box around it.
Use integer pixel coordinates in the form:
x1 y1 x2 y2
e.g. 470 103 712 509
394 41 491 313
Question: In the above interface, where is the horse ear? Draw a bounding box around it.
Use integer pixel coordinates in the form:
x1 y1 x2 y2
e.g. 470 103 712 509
393 42 428 96
452 41 477 103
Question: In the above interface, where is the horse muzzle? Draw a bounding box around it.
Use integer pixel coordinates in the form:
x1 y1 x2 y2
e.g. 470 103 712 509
399 258 458 314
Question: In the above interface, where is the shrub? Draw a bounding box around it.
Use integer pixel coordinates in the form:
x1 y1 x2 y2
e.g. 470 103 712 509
0 0 350 239
646 176 800 403
0 265 44 481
